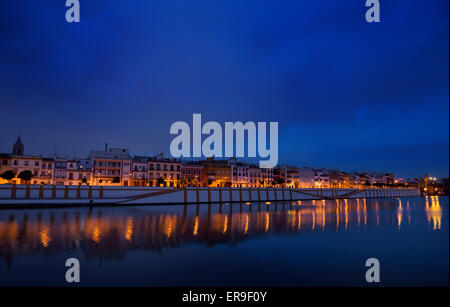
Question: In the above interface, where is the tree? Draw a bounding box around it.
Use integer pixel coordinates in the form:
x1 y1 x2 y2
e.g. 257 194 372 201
207 178 214 186
0 170 15 182
112 176 120 184
18 170 33 184
364 180 371 187
157 177 165 187
81 177 87 185
191 177 198 187
178 177 186 187
275 178 285 187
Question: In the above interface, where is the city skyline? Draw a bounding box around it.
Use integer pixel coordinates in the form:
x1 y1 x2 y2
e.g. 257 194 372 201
0 134 444 180
0 135 439 181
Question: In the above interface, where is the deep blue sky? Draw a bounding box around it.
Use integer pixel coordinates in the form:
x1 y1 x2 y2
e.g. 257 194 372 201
0 0 448 178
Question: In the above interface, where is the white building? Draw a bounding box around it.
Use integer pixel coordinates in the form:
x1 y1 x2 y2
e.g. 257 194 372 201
147 155 181 187
229 159 250 187
89 147 132 186
314 169 330 188
132 156 148 186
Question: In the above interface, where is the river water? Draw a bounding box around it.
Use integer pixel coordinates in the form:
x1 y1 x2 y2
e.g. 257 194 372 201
0 196 447 286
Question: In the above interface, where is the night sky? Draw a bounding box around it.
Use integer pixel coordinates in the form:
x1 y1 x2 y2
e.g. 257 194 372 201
0 1 448 178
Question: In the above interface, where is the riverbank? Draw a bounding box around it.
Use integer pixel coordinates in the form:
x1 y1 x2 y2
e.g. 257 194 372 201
0 184 421 208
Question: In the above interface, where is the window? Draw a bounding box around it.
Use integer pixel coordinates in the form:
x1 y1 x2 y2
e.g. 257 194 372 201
34 161 39 166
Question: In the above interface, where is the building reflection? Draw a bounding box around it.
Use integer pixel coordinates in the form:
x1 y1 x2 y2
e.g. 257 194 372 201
425 196 442 230
0 198 443 267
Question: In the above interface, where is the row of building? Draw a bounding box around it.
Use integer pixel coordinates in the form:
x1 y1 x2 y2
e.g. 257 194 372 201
1 137 400 188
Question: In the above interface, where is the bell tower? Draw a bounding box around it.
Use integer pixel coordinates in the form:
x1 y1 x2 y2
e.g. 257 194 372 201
12 135 24 156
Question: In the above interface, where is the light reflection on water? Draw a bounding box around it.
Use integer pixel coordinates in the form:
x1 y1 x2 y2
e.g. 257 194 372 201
0 196 447 286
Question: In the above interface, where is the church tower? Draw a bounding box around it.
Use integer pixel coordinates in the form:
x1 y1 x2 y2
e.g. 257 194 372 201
12 136 24 156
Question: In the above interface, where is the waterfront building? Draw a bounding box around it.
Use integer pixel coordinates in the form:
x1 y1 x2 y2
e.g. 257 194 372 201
381 173 395 185
357 172 376 186
273 167 285 187
132 156 149 186
351 173 362 188
11 155 42 184
314 169 330 188
147 155 181 187
38 157 54 185
181 163 204 187
66 159 91 186
66 169 91 186
0 153 11 184
329 170 346 188
76 158 92 171
248 165 262 187
196 158 231 187
260 167 274 187
0 154 11 173
53 158 68 185
278 165 300 188
229 158 250 187
89 147 132 186
298 167 314 188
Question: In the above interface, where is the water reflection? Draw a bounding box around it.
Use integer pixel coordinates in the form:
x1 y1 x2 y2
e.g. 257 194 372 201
425 196 442 230
0 197 446 268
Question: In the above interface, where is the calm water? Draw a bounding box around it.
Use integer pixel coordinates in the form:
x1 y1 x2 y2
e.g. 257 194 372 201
0 196 448 286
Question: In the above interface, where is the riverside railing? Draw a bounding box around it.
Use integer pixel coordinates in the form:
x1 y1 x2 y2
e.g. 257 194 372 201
0 184 421 204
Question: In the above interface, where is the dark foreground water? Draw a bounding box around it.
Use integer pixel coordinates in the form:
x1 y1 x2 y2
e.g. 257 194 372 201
0 196 447 286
